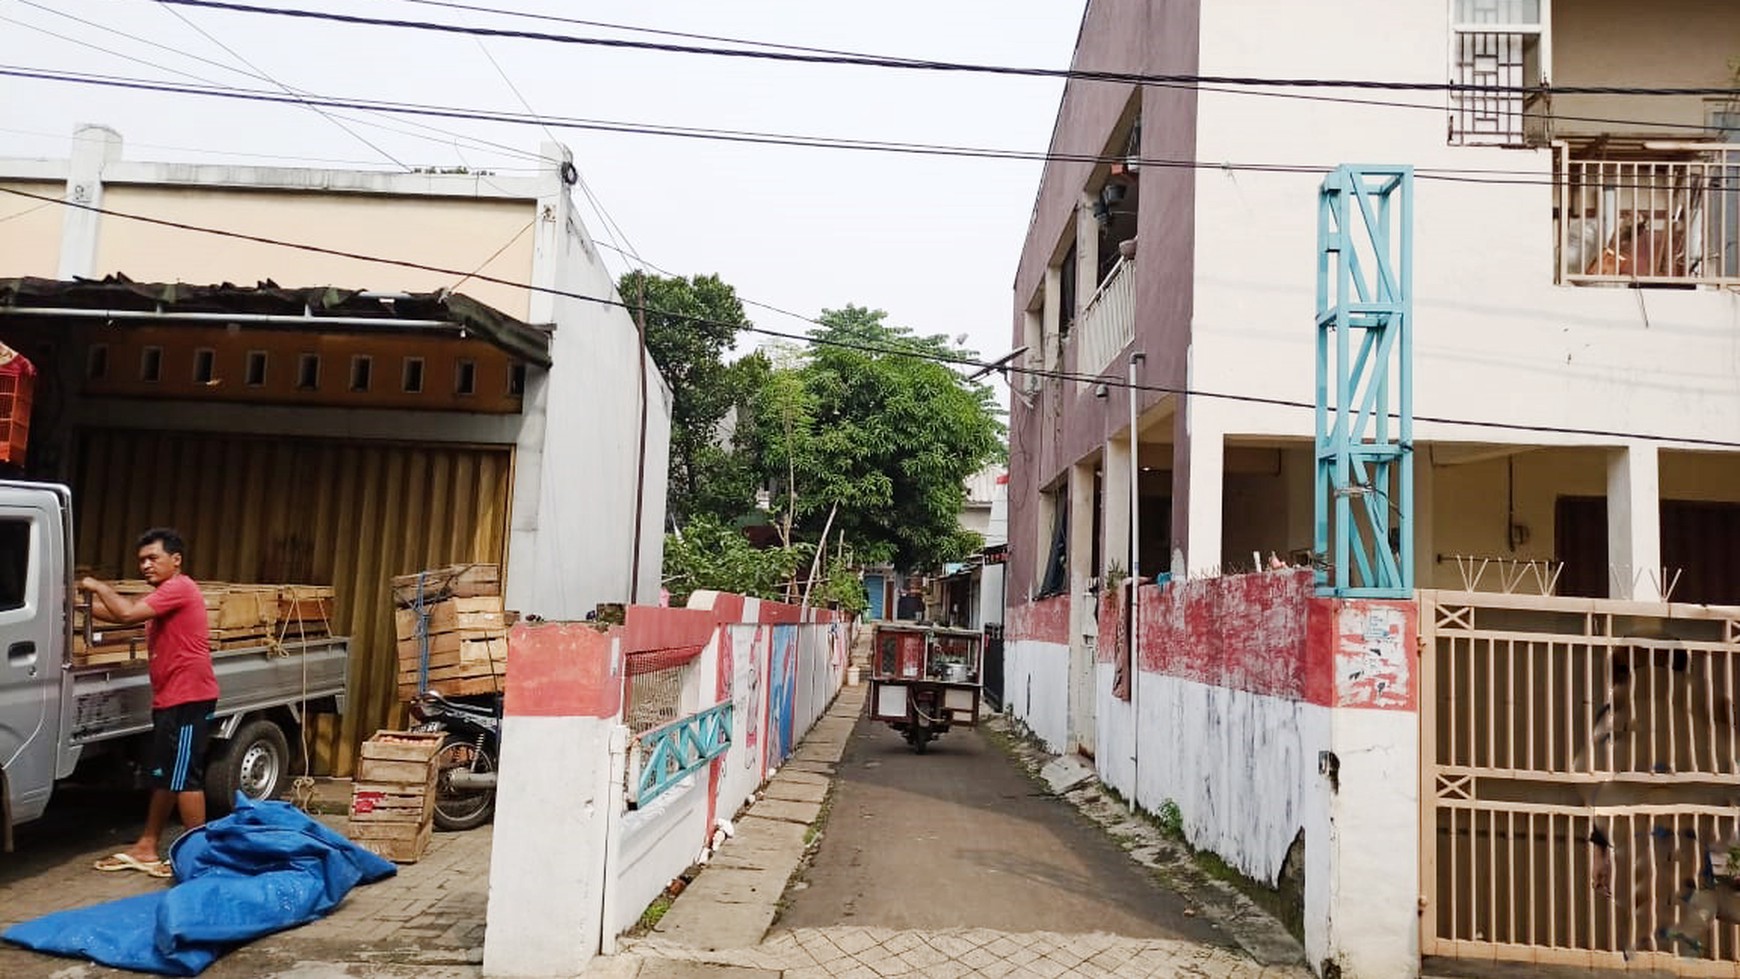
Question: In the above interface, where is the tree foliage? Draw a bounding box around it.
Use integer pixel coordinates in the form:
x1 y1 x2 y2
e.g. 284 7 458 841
749 306 1004 571
621 270 753 524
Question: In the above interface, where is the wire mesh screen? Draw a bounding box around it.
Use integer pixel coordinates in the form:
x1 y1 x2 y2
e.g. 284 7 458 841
623 646 702 735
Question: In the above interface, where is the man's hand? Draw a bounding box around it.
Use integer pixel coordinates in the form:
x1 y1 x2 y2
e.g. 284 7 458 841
81 578 157 625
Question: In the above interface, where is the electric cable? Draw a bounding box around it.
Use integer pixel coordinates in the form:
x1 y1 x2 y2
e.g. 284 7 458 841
3 181 1737 452
2 65 1723 191
155 0 1740 98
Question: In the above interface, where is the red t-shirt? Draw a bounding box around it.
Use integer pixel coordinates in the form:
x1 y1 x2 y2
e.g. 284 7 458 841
144 574 219 709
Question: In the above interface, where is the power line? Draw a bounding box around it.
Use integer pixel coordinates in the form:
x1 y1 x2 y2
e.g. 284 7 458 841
9 0 557 168
2 65 1714 192
156 0 1740 98
2 181 1736 453
387 0 891 60
152 1 412 171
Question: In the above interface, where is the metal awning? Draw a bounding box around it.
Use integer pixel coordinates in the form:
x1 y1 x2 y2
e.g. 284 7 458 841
0 275 552 367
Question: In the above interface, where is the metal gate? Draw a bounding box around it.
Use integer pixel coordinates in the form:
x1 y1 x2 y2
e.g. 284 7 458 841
1421 590 1740 974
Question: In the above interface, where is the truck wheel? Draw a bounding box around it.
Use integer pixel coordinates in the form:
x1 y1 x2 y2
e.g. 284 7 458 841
432 734 496 832
205 719 290 811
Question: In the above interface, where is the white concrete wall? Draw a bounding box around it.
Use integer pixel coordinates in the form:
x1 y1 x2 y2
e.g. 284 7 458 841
1188 1 1740 561
1312 708 1420 979
605 613 846 941
505 143 671 619
609 774 709 938
484 714 618 977
1004 639 1070 751
1107 668 1324 888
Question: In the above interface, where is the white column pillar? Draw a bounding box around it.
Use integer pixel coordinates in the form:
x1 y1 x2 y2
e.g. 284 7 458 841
1607 442 1662 601
1042 267 1062 371
1076 192 1099 319
1067 461 1098 755
1184 413 1224 576
1103 437 1133 579
484 624 623 977
57 124 122 280
1413 447 1437 590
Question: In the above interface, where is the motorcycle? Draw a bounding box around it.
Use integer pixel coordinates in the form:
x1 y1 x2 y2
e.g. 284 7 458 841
408 690 501 831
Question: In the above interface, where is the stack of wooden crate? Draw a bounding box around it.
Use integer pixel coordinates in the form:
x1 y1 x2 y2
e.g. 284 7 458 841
72 580 338 666
346 730 443 863
391 564 509 701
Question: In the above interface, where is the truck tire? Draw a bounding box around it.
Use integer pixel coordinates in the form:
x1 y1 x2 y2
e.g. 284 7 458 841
205 719 290 812
432 734 496 832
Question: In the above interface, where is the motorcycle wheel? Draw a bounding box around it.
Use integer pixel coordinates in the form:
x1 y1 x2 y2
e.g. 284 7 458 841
432 733 497 832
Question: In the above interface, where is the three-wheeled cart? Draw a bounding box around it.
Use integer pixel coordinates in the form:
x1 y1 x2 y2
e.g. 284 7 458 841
868 622 983 753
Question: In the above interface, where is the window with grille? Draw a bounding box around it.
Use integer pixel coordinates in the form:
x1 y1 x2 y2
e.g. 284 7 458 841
1449 0 1545 147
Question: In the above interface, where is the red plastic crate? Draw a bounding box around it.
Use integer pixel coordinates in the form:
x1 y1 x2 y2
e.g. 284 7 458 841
0 353 37 467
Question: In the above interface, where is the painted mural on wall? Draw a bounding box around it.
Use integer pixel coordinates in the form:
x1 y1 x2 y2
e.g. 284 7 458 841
769 625 798 763
743 628 765 771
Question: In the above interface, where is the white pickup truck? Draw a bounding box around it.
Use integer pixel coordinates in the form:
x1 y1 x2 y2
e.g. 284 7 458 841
0 481 348 848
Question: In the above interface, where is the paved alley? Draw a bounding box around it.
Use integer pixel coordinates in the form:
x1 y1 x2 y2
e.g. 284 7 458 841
611 683 1310 978
780 714 1221 939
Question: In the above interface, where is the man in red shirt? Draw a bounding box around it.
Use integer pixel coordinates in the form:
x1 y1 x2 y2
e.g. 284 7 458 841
80 528 218 879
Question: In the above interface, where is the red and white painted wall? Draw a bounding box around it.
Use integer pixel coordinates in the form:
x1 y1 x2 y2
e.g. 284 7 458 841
1011 569 1420 978
483 591 849 977
1003 593 1072 751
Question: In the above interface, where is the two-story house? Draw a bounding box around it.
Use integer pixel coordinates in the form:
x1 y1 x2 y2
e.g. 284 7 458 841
1004 2 1740 976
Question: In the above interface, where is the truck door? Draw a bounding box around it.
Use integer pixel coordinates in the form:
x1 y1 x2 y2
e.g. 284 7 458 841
0 494 62 826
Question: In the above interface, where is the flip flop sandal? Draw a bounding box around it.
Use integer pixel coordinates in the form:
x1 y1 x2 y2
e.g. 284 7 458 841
93 853 174 878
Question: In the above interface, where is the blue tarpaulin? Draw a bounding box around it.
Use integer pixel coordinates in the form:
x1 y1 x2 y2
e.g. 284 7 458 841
3 795 397 975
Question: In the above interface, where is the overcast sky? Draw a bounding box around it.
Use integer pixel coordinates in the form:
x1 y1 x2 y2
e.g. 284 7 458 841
0 0 1085 375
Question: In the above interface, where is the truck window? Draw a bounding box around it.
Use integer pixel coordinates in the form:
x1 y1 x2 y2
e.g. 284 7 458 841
0 518 30 612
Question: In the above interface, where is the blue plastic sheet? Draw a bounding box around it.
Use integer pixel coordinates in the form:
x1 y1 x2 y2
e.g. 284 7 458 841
3 795 397 975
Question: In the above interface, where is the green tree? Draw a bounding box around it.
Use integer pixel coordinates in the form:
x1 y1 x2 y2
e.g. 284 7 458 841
662 514 806 605
751 305 1004 571
621 271 754 524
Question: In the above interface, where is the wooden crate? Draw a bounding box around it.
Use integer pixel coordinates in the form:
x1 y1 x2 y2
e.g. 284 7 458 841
398 674 504 701
279 585 335 626
205 586 279 632
348 731 442 864
348 818 434 863
390 564 501 608
393 596 506 641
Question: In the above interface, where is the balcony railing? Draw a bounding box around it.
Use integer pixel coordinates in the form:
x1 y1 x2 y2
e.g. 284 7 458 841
1074 257 1135 380
1557 144 1740 287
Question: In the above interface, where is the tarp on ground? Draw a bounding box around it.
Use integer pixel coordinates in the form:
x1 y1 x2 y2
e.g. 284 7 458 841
2 795 396 975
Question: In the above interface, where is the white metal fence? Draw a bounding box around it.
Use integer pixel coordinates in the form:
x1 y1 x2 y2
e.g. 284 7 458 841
1422 590 1740 974
1558 145 1740 288
1074 258 1134 383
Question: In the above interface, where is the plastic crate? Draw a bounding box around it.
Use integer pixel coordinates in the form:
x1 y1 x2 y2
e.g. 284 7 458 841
0 355 35 467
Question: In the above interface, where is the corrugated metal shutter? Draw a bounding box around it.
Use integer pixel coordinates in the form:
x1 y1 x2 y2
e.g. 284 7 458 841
70 428 512 775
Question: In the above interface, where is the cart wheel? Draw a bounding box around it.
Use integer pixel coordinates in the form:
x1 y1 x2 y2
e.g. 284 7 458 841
907 727 930 754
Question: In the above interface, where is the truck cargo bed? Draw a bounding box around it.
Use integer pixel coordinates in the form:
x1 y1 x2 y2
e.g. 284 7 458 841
68 637 349 744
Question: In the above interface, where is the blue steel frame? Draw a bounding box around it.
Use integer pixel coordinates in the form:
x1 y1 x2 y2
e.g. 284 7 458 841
1314 165 1414 598
630 700 733 808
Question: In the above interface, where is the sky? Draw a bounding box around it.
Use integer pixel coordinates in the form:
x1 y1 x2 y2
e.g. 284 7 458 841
0 0 1086 378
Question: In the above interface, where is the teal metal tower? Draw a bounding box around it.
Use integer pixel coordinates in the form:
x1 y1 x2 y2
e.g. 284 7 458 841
1314 165 1414 598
